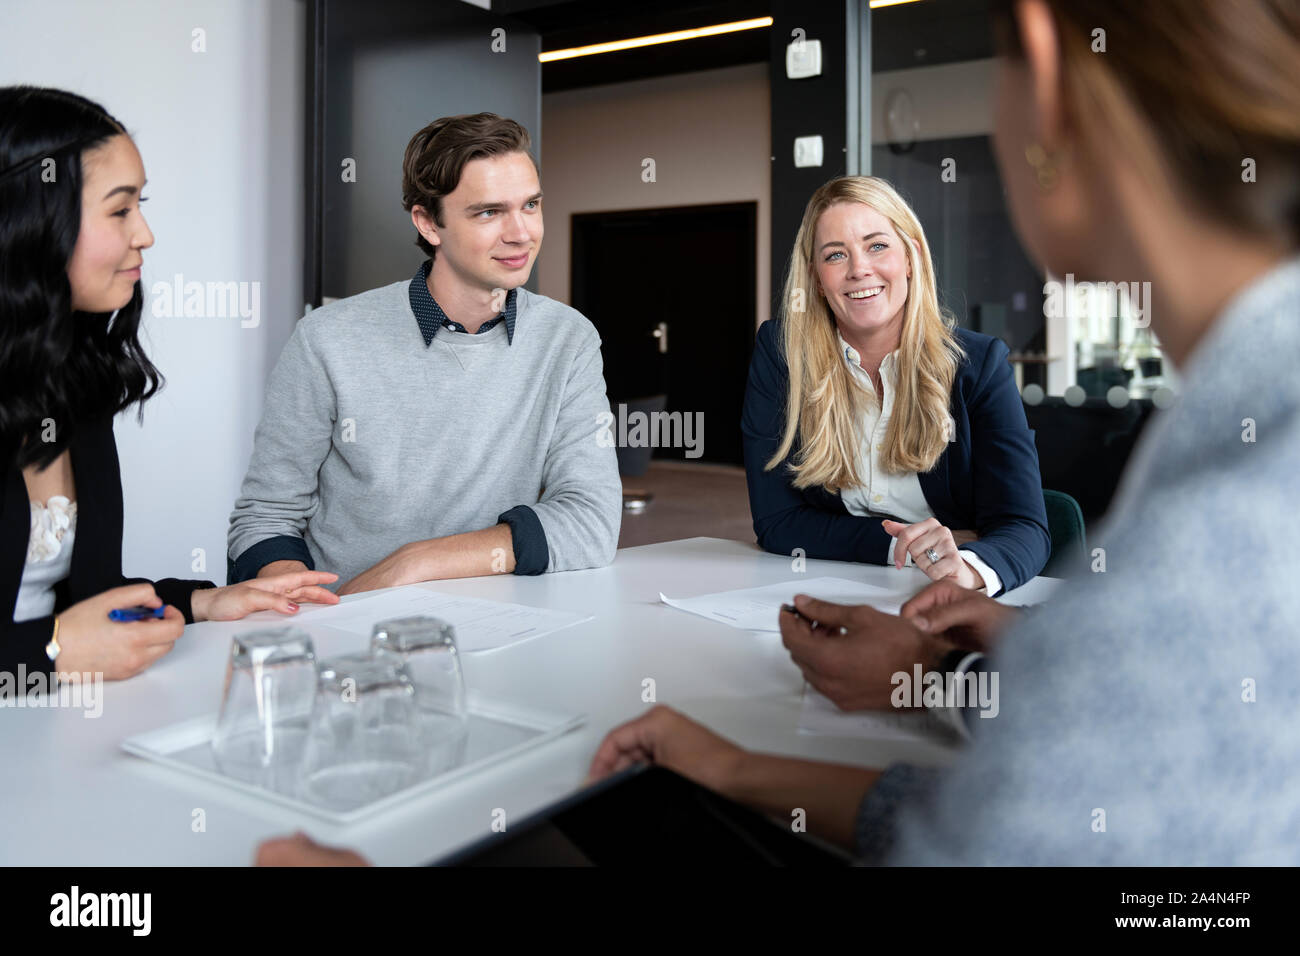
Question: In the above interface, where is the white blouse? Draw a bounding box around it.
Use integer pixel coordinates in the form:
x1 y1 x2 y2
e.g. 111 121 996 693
13 496 77 623
835 334 1003 595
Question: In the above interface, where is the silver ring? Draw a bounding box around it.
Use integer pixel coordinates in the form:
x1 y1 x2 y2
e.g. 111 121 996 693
925 547 941 565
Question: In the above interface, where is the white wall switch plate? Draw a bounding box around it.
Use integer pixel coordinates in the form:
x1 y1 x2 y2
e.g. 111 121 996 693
793 135 824 168
785 38 822 79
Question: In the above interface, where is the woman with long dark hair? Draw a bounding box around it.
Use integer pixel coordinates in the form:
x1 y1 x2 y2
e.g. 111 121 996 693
1 86 337 683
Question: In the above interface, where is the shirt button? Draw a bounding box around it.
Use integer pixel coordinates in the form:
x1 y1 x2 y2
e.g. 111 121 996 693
873 494 883 503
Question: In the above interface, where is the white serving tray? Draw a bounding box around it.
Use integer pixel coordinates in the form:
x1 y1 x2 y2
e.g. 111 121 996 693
121 694 585 824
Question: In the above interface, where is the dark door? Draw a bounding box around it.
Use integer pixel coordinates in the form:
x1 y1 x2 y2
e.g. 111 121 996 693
571 202 757 465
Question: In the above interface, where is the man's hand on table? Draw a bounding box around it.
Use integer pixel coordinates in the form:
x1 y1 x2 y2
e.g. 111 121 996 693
336 543 424 596
587 705 881 850
337 525 518 596
586 704 748 796
900 578 1018 653
780 593 955 711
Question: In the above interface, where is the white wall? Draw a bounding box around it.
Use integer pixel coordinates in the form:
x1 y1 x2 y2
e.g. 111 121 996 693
538 62 771 328
0 0 306 583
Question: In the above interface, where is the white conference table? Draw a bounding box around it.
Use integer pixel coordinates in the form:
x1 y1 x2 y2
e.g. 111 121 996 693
2 536 1060 866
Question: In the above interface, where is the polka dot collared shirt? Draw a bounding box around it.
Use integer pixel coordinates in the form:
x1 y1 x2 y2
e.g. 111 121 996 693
408 258 518 345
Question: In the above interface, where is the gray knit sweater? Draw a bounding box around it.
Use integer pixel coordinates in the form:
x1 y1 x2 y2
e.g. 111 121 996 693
227 280 621 588
857 256 1300 865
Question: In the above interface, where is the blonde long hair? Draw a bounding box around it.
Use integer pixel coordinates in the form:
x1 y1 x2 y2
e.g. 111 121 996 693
767 176 963 491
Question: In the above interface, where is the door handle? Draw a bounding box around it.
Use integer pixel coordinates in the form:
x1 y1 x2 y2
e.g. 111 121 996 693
652 321 669 354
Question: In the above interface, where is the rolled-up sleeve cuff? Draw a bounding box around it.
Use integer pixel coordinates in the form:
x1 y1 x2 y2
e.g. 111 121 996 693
152 579 216 624
854 764 945 864
935 650 986 740
231 535 314 583
959 547 1003 596
498 505 549 575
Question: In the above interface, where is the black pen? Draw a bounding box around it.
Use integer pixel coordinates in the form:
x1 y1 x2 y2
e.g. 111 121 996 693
781 602 847 635
780 602 813 625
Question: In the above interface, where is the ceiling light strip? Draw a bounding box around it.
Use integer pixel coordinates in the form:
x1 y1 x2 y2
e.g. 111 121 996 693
539 16 773 63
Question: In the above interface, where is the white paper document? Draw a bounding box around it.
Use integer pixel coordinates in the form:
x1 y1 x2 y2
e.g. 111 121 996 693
798 686 955 742
290 586 592 653
659 576 903 632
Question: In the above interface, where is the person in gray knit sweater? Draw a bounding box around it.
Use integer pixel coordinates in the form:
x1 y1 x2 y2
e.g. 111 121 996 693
228 114 621 594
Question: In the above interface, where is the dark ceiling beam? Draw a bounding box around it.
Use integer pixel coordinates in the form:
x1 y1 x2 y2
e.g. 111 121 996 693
497 0 772 92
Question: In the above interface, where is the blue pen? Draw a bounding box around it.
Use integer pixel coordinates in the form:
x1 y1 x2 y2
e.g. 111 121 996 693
108 605 166 622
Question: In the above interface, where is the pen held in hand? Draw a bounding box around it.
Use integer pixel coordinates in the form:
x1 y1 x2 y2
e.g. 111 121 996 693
781 602 848 636
108 605 166 623
780 602 811 624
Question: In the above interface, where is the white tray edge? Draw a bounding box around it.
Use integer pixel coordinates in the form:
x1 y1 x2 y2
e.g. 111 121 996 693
120 697 586 825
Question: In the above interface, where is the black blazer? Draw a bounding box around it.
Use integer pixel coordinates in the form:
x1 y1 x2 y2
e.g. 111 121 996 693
742 320 1050 593
2 417 213 675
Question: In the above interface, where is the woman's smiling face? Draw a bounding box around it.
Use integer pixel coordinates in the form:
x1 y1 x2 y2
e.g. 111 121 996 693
813 200 911 345
66 133 154 314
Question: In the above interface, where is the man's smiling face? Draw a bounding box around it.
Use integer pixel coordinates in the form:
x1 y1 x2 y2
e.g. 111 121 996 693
422 151 543 293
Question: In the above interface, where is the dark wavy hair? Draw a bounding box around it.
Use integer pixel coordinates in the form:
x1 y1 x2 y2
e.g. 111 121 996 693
0 85 162 470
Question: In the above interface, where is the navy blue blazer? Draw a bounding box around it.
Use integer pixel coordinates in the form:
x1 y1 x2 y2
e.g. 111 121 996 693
741 319 1050 593
2 418 214 675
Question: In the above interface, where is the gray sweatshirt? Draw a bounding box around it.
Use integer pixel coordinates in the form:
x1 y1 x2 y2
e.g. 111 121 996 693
857 255 1300 865
227 279 622 588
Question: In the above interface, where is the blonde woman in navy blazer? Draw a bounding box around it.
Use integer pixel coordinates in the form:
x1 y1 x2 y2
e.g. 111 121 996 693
742 176 1049 595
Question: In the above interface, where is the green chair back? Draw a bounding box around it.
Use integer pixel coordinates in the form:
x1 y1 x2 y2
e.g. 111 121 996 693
1042 488 1087 577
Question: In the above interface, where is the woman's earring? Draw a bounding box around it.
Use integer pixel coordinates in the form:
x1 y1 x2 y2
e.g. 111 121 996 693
1024 143 1059 190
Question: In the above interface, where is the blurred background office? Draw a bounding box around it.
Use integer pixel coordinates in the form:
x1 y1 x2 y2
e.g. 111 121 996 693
0 0 1163 577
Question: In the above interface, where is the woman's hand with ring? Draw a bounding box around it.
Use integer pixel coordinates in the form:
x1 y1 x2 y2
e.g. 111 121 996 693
882 518 984 589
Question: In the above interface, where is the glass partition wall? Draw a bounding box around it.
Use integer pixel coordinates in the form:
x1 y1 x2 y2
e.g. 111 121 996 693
865 0 1175 406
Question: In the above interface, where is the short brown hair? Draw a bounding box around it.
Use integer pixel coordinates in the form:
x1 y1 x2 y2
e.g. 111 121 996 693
401 112 536 259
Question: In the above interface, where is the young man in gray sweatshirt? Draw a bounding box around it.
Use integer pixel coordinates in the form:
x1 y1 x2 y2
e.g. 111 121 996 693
227 113 621 594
